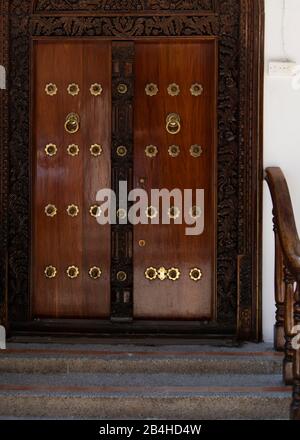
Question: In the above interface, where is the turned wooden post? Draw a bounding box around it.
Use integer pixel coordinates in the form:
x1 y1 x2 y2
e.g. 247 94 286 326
291 282 300 420
283 267 297 385
273 215 285 351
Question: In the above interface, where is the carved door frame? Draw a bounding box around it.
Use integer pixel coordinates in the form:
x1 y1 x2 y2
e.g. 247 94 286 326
0 0 264 340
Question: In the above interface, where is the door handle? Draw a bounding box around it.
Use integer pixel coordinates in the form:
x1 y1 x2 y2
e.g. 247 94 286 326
65 112 80 134
166 113 181 135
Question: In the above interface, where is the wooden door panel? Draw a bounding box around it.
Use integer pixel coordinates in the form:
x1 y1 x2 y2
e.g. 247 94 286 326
133 40 217 320
32 41 111 319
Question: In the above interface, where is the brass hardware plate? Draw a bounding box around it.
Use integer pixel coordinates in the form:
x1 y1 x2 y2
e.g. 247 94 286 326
145 267 157 281
117 83 128 94
145 206 158 220
167 83 180 96
116 145 128 157
145 145 158 158
67 204 79 217
190 83 204 96
168 206 181 220
166 113 181 135
145 83 158 96
90 83 103 96
67 83 80 96
67 144 80 157
89 205 102 218
189 205 202 219
89 266 102 280
45 83 57 96
67 266 80 279
190 144 203 158
45 204 57 218
65 112 80 134
44 266 57 279
168 145 180 158
45 143 58 157
117 271 127 282
168 267 181 281
157 267 168 281
90 144 103 157
189 267 203 281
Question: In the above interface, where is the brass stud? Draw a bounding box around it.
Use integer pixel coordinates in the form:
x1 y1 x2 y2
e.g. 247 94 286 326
45 143 58 157
117 83 128 94
190 144 203 158
189 267 203 282
117 271 127 282
45 204 57 218
90 144 103 157
117 145 128 157
45 83 58 96
67 266 80 279
117 208 127 220
145 267 157 281
138 240 146 247
67 144 80 157
145 145 158 158
145 206 158 220
89 266 102 280
167 83 180 96
157 267 168 281
90 205 102 218
44 265 57 279
67 204 79 218
145 83 159 96
189 205 202 219
67 83 80 96
190 83 204 96
168 206 181 220
168 145 180 158
90 83 103 96
168 267 181 281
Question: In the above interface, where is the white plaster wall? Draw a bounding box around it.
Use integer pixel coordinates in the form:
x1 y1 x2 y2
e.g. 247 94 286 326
263 0 300 341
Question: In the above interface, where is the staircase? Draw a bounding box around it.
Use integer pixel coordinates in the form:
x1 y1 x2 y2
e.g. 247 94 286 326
0 341 291 420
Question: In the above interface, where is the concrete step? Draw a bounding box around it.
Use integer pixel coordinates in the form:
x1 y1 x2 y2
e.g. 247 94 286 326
0 343 283 375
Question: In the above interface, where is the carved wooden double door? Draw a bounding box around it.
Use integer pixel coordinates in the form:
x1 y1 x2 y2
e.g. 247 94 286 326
33 39 217 324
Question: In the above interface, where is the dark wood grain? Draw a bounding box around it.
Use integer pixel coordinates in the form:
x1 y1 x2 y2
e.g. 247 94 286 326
133 39 217 320
32 41 111 318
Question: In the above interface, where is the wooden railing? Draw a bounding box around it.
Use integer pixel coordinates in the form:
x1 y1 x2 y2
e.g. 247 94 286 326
265 167 300 420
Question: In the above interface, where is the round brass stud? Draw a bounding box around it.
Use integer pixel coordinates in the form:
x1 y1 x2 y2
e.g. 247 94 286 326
190 144 203 158
157 267 168 281
67 144 80 157
90 205 102 218
145 83 159 97
67 266 80 279
145 267 157 281
189 205 202 219
168 206 181 220
145 206 158 220
67 204 79 218
138 240 146 247
117 83 128 95
117 208 127 220
90 83 103 96
189 267 203 282
90 144 103 157
145 145 158 158
168 145 180 158
89 266 102 280
190 83 204 96
168 267 181 281
44 265 57 279
45 83 58 96
67 83 80 96
116 145 128 157
117 271 127 282
167 83 180 96
45 143 58 157
45 204 57 218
